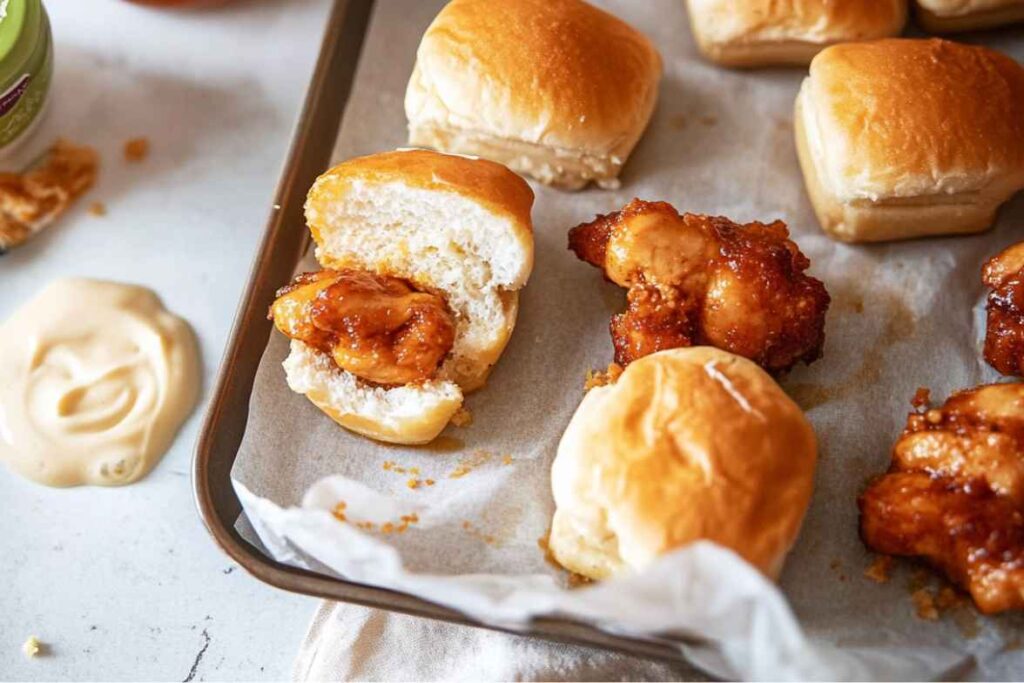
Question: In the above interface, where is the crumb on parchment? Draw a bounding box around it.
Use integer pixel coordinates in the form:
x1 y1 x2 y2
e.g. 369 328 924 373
449 450 491 479
450 407 473 427
584 363 623 392
22 636 43 658
332 501 420 534
865 555 893 584
462 520 498 546
87 201 106 217
912 588 939 621
123 137 149 163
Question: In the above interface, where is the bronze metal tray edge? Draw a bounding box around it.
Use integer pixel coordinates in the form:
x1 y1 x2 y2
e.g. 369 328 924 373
191 0 700 669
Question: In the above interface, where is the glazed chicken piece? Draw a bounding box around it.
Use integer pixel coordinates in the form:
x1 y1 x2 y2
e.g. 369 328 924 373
859 384 1024 614
270 269 456 386
568 199 830 374
983 242 1024 377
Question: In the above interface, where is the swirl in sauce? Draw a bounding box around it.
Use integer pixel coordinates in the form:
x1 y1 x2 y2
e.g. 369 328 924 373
0 278 200 487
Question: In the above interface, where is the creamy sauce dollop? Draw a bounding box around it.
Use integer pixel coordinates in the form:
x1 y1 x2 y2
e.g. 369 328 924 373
0 278 200 487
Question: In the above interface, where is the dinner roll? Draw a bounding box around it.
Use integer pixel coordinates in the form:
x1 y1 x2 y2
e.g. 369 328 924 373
404 0 662 191
549 347 817 581
686 0 907 67
915 0 1024 33
795 38 1024 243
288 149 534 444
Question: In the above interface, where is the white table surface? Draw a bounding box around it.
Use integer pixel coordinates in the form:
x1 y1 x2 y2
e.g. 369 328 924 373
0 0 336 679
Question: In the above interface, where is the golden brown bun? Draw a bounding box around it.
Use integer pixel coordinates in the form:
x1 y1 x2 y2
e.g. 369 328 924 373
405 0 662 190
293 149 534 444
306 149 534 255
916 0 1024 32
796 38 1024 242
686 0 907 67
549 347 817 580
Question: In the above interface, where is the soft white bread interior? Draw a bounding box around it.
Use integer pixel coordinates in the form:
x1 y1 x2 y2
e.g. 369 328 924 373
283 341 464 445
795 38 1024 242
291 149 534 444
549 347 817 581
916 0 1024 33
405 0 662 191
686 0 907 67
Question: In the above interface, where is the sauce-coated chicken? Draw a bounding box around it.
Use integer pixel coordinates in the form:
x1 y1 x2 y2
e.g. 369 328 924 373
859 384 1024 614
270 269 455 386
983 242 1024 377
568 199 830 374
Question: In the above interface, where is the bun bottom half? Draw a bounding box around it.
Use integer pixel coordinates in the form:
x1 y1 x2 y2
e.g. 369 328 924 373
794 91 1002 243
283 340 464 445
916 4 1024 33
407 124 622 191
695 38 829 68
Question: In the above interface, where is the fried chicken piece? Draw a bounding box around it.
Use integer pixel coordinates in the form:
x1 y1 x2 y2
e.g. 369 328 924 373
983 242 1024 376
0 139 99 253
568 199 830 374
270 269 456 386
859 384 1024 614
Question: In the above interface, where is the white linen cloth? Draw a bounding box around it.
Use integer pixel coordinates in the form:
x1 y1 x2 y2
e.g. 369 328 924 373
294 602 705 681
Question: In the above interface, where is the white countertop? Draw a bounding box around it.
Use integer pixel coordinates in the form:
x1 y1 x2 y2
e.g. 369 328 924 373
0 0 334 679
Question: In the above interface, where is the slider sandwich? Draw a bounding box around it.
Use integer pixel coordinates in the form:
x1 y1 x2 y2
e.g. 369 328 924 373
270 149 534 445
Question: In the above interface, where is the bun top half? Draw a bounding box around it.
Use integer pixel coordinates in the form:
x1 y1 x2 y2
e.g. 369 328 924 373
687 0 906 46
304 149 534 390
801 38 1024 203
405 0 662 160
550 347 817 580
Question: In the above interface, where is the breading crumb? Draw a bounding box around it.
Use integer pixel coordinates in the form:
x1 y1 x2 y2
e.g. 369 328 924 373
87 201 106 217
449 450 491 479
450 407 473 427
911 387 931 410
331 501 347 522
865 555 892 584
462 520 498 546
912 588 939 620
333 502 420 534
124 137 149 163
584 363 623 391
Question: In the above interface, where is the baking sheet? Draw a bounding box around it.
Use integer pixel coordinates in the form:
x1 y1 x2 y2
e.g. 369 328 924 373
230 1 1024 679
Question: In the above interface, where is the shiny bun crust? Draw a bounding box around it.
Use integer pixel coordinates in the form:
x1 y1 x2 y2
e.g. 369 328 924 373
915 0 1024 33
549 347 817 580
405 0 662 190
686 0 906 67
796 38 1024 242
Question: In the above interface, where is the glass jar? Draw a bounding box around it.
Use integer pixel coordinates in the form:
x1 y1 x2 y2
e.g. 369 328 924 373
0 0 52 156
123 0 231 6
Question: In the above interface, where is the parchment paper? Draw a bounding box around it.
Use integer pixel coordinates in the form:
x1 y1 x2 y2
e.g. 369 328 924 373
231 2 1024 679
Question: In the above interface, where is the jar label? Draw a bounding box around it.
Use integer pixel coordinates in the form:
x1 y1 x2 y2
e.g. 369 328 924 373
0 74 30 117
